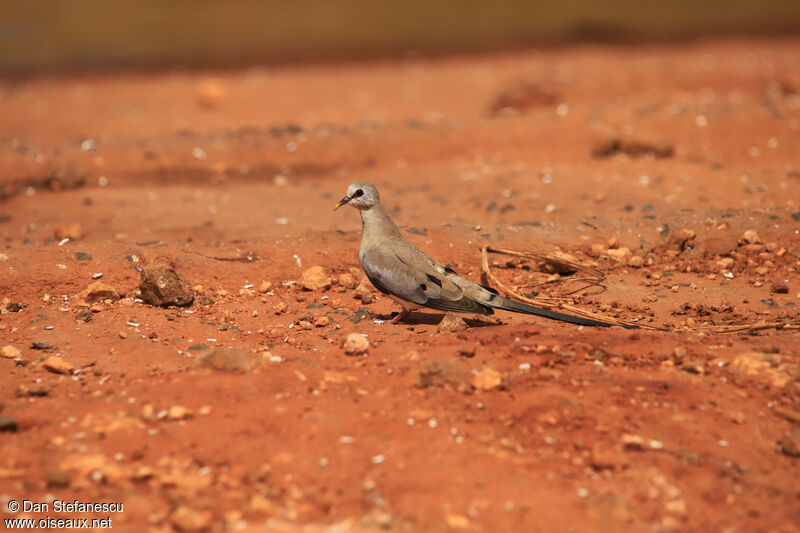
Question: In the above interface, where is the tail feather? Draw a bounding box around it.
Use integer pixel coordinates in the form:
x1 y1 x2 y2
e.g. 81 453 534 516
488 296 637 329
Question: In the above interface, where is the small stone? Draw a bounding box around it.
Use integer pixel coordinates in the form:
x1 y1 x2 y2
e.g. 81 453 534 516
42 356 74 374
139 262 194 307
170 506 213 532
298 320 313 330
75 308 93 322
54 223 84 241
627 255 645 267
31 340 54 350
472 367 503 390
590 442 629 470
359 291 374 304
771 283 789 294
438 312 468 333
196 348 261 373
589 243 606 256
353 280 373 302
338 272 357 289
1 345 21 359
728 352 772 377
779 427 800 457
621 434 646 451
606 247 631 260
258 281 272 293
681 360 705 374
0 414 19 432
413 358 469 388
314 316 330 327
46 468 70 488
196 78 226 109
347 308 373 323
343 333 369 355
741 229 761 244
118 331 128 339
74 281 120 307
444 513 471 529
168 406 191 420
274 302 288 314
298 266 332 291
16 384 51 397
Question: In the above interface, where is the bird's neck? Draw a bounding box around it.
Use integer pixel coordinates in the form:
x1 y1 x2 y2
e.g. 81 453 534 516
359 205 402 248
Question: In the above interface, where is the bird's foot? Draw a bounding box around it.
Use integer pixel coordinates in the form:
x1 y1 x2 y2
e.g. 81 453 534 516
390 309 410 324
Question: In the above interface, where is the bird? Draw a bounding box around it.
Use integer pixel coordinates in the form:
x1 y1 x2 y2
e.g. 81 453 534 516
334 182 633 328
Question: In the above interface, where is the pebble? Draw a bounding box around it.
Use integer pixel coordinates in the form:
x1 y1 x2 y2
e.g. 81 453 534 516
413 358 469 389
258 281 272 293
437 312 468 333
741 229 761 244
338 272 358 289
74 281 120 307
779 427 800 457
771 283 789 294
168 406 192 420
139 262 194 307
621 434 646 451
590 442 629 470
444 513 471 529
1 344 21 359
314 316 330 327
196 78 226 109
0 414 19 432
196 347 261 373
298 266 332 291
31 340 54 350
627 255 645 267
681 360 705 374
343 333 369 355
353 280 373 302
607 247 631 260
54 223 84 241
118 331 128 339
46 468 70 488
274 302 288 314
42 356 74 374
170 506 212 532
471 367 503 390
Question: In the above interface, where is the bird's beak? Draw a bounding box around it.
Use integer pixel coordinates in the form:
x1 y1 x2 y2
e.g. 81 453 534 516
334 195 351 211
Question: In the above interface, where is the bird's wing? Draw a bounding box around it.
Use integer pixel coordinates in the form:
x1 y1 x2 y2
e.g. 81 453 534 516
360 243 489 314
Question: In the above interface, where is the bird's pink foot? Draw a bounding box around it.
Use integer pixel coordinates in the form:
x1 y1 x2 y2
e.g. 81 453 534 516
390 309 410 324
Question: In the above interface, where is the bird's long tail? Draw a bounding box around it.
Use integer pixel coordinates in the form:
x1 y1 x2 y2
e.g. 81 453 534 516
489 296 637 329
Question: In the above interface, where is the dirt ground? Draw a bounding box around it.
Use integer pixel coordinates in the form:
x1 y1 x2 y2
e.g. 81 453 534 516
1 37 800 532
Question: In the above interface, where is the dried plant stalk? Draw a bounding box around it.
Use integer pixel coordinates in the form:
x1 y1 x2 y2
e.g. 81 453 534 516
480 246 799 334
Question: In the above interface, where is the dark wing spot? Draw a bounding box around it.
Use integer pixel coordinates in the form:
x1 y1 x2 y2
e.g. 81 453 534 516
480 283 499 295
444 265 458 275
420 283 427 291
426 274 443 287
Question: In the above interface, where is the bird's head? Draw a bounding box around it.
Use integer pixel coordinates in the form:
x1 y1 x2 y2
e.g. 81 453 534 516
334 182 380 211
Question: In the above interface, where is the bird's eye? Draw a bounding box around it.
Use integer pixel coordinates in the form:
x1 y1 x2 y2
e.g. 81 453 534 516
354 189 364 197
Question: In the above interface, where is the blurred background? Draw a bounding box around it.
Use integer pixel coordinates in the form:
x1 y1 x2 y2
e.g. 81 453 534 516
3 0 800 73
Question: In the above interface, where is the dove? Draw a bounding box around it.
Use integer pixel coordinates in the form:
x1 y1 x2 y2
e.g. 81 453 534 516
335 182 633 328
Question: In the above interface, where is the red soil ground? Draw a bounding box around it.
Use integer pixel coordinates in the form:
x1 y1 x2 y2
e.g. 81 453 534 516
1 37 799 532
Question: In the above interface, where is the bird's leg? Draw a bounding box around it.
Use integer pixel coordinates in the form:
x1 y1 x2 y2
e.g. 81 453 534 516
390 309 410 324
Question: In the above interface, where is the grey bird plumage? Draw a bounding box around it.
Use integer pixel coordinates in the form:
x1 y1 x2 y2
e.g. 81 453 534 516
335 182 630 328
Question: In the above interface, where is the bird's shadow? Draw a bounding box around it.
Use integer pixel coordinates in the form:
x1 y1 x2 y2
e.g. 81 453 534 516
377 312 498 328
